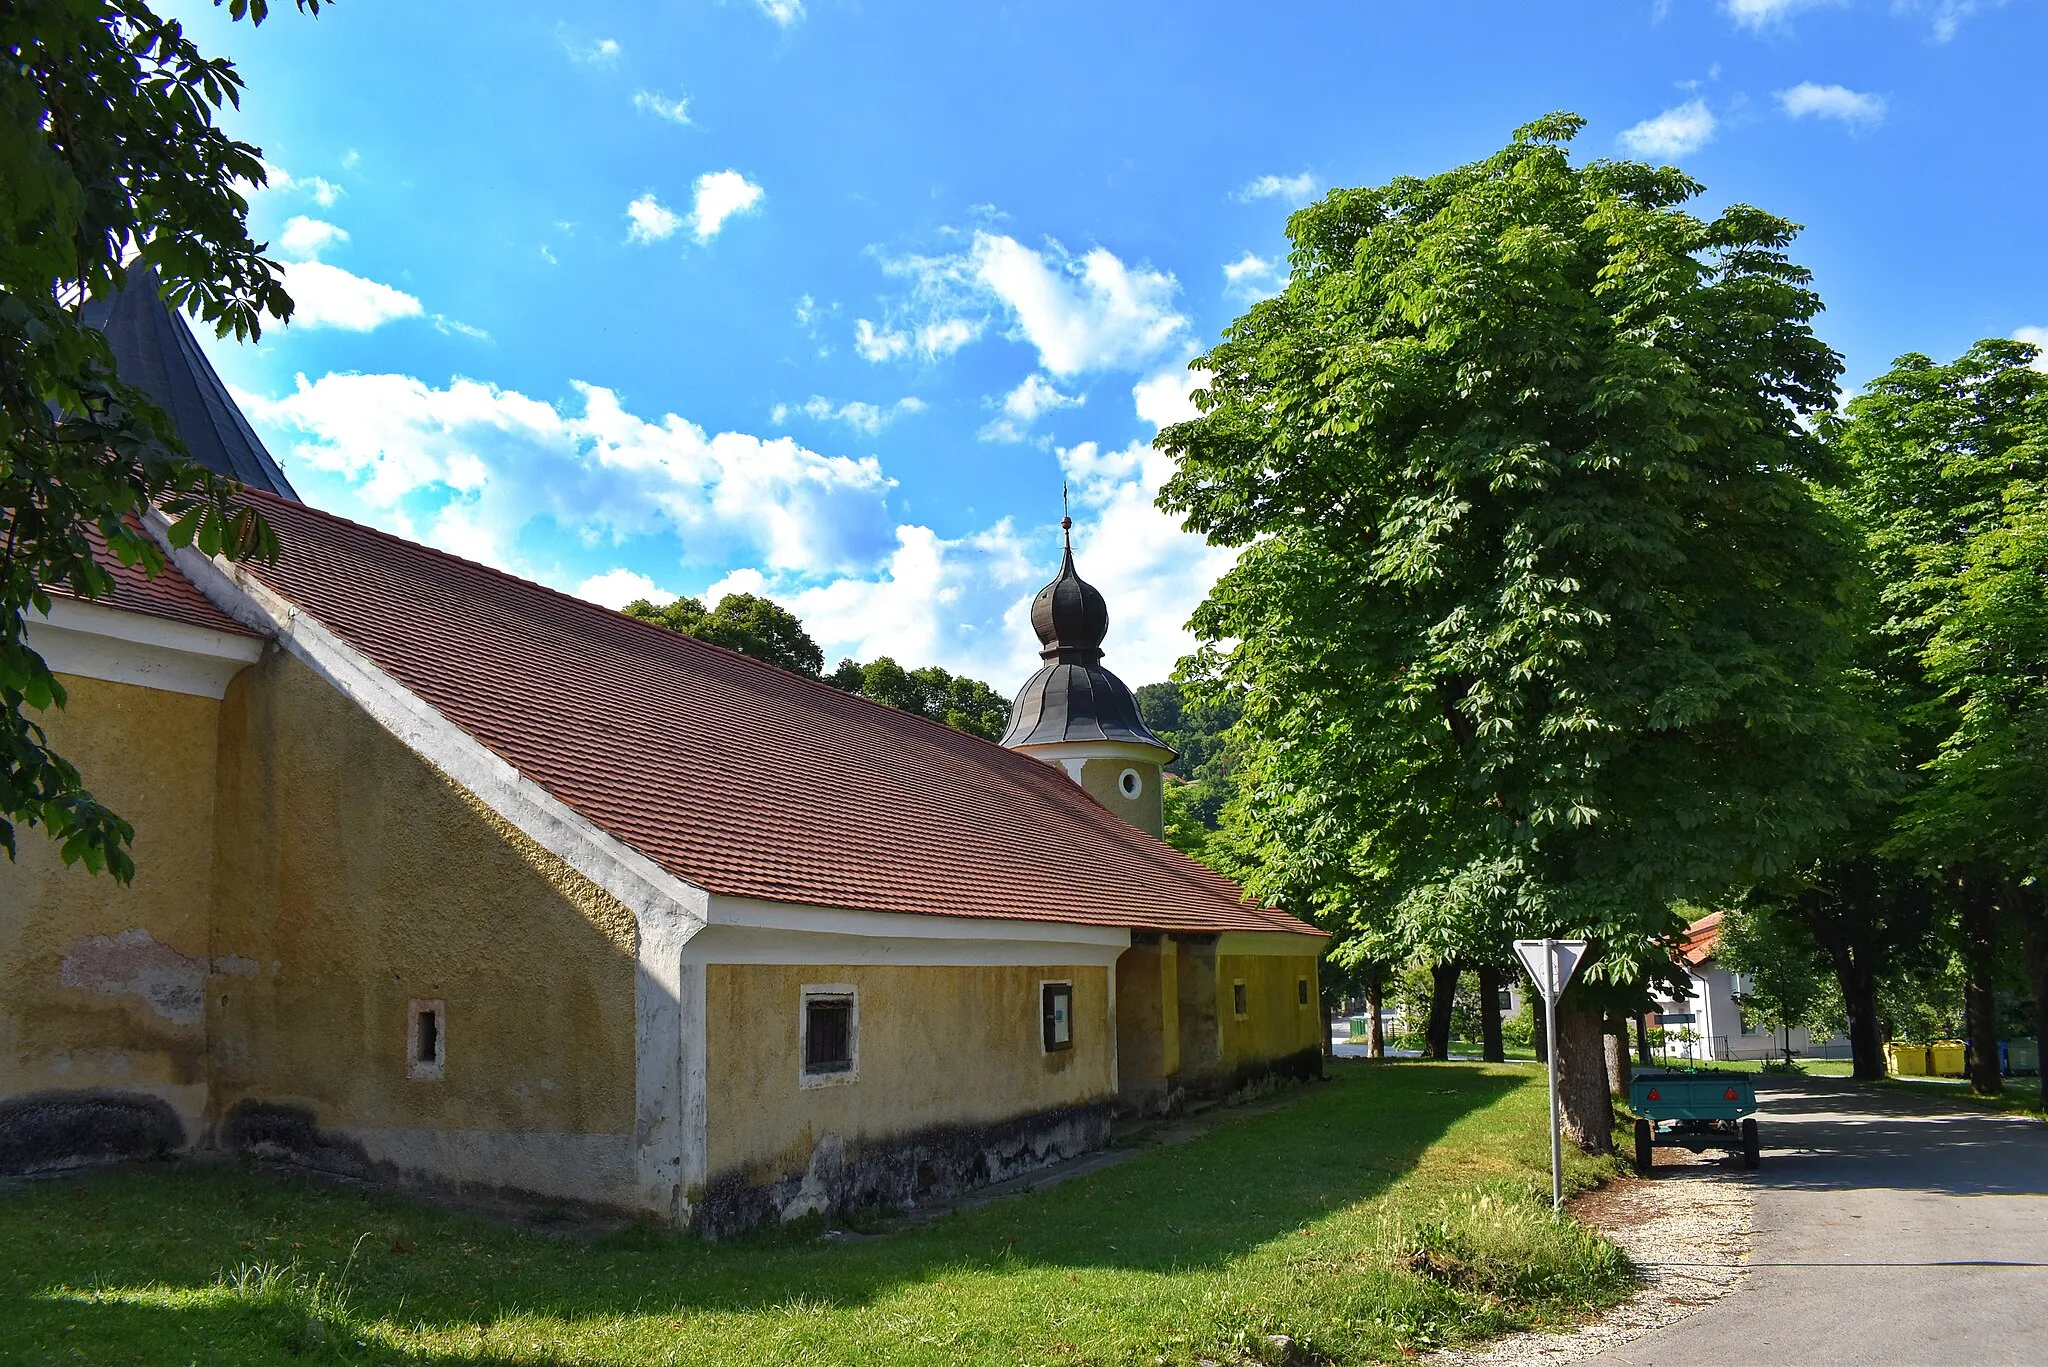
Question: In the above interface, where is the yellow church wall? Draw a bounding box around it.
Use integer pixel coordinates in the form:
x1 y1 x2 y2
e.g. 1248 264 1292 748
1217 951 1324 1075
701 961 1114 1224
204 650 642 1207
1075 756 1163 837
0 674 224 1151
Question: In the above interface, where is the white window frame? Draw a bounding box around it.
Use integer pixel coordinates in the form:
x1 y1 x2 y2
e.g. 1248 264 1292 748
1117 767 1143 799
799 983 859 1089
407 998 445 1081
1232 978 1250 1019
1040 978 1075 1054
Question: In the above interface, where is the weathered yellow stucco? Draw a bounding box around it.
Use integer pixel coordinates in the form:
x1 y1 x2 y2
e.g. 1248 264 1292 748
205 650 639 1190
1218 952 1323 1072
1074 755 1163 837
1114 935 1179 1104
704 962 1113 1184
0 674 223 1137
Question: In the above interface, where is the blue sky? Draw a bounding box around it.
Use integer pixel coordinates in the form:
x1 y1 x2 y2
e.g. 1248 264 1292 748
175 0 2048 689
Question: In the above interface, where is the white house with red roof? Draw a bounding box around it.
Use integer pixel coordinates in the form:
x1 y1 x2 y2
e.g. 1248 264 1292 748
1654 911 1848 1064
0 282 1324 1231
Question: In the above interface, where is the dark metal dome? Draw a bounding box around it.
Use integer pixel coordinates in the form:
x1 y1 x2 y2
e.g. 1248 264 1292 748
80 267 299 500
1000 536 1173 757
1028 545 1108 663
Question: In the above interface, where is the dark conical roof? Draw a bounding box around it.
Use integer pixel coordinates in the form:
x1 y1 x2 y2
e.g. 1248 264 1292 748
80 268 299 500
1000 535 1173 758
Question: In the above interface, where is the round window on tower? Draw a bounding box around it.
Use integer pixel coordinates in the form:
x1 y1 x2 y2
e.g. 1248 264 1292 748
1118 768 1143 799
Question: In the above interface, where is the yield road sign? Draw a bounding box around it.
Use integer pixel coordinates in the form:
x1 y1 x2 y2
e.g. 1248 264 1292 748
1514 938 1588 1002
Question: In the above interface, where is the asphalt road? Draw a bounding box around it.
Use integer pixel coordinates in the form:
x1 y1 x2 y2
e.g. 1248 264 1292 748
1578 1079 2048 1367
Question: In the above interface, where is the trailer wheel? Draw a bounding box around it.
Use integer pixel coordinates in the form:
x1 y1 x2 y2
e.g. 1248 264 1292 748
1741 1117 1760 1170
1634 1117 1654 1176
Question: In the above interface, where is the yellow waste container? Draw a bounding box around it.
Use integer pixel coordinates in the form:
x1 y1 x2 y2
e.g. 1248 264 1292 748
1887 1042 1928 1075
1928 1041 1966 1076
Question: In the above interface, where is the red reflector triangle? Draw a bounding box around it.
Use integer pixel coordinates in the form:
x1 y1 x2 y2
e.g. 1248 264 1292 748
1647 1089 1661 1101
1725 1087 1739 1101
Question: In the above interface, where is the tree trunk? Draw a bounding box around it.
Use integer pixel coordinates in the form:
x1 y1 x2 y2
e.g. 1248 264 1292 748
1365 975 1385 1059
1603 1014 1631 1095
1532 997 1548 1064
1958 868 2004 1096
2025 917 2048 1111
1422 961 1459 1060
1554 1004 1614 1154
1478 964 1506 1063
1801 872 1890 1081
1634 1012 1652 1068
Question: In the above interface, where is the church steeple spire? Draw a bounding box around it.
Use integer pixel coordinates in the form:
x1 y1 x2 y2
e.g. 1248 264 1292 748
1000 502 1175 835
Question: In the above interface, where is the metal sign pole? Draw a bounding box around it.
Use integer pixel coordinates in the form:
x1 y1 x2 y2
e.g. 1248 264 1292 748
1544 938 1562 1212
1513 936 1587 1217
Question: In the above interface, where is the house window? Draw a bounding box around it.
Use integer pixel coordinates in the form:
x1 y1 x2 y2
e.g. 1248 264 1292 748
407 999 445 1081
1041 981 1074 1052
1118 768 1143 799
1232 979 1249 1018
1297 977 1311 1007
800 986 858 1086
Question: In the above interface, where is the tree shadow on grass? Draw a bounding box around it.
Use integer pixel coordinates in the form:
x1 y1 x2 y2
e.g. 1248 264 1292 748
3 1062 1534 1365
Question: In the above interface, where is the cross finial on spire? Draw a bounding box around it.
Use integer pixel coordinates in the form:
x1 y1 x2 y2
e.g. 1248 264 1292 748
1061 481 1072 547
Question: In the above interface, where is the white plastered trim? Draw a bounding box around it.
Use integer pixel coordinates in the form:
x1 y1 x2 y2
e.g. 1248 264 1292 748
144 511 711 1225
1011 737 1175 771
27 597 263 699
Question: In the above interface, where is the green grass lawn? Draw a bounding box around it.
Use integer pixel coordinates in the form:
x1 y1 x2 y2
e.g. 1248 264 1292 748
0 1062 1633 1366
1877 1074 2048 1119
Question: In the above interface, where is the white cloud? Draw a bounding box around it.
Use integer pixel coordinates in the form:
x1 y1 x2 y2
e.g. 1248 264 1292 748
565 35 621 64
1723 0 1834 28
277 261 423 331
632 89 692 124
690 170 765 241
2015 327 2048 372
578 568 676 609
252 162 342 208
1053 439 1235 686
1893 0 2003 40
1222 250 1284 301
277 215 347 260
1618 99 1717 158
625 193 685 245
852 315 979 364
916 317 981 358
854 320 910 362
1234 171 1318 205
431 315 491 342
775 395 927 435
967 232 1187 377
1133 364 1211 431
1778 82 1886 125
755 0 804 25
979 374 1082 443
241 374 896 580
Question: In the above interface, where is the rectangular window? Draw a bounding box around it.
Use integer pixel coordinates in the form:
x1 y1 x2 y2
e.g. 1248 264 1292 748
1297 977 1311 1007
407 999 445 1081
1041 981 1074 1052
801 986 857 1086
1232 979 1249 1018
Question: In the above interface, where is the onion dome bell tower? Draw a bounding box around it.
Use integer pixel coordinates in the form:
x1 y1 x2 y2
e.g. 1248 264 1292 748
1000 514 1176 837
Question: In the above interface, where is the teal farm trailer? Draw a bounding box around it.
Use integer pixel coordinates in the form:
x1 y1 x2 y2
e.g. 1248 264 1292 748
1627 1071 1760 1174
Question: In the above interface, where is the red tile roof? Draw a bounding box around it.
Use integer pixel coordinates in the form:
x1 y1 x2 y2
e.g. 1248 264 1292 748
1676 911 1723 968
229 493 1320 939
47 522 260 638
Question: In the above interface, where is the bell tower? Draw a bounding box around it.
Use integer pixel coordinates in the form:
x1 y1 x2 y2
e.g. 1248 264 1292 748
999 512 1175 836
